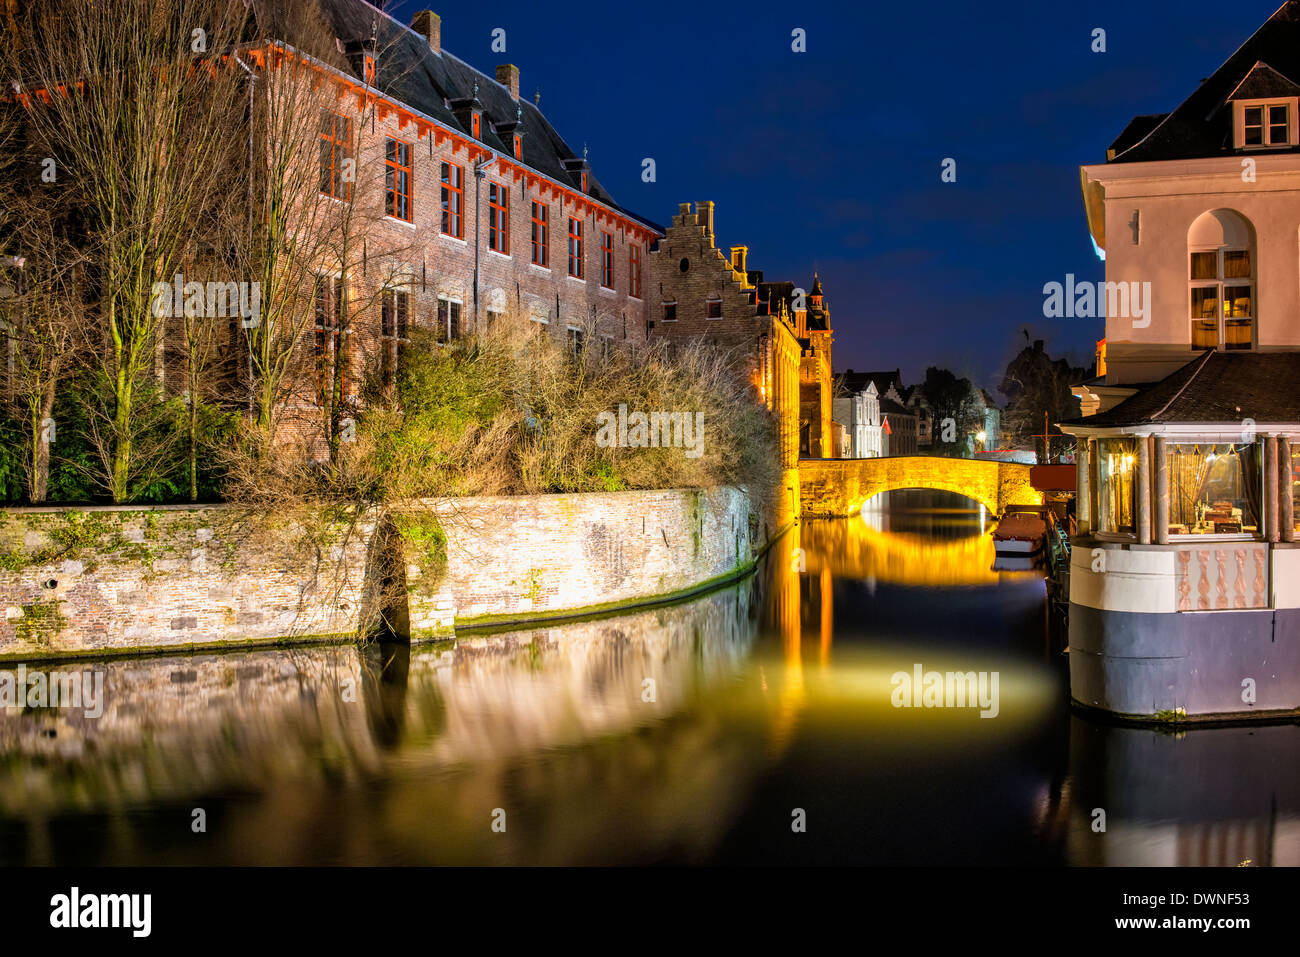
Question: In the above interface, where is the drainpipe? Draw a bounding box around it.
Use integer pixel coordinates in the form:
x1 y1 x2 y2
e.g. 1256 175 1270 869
473 156 495 331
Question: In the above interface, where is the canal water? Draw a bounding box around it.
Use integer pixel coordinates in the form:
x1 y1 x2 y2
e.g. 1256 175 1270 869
2 490 1297 865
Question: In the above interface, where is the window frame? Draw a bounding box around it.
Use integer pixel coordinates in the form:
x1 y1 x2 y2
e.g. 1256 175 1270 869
440 162 464 239
1188 244 1254 351
1164 439 1264 541
319 110 352 202
568 216 584 279
531 202 549 268
629 243 642 299
488 182 510 256
600 230 614 289
313 274 347 405
384 137 413 223
1235 97 1298 149
380 286 411 391
436 295 463 343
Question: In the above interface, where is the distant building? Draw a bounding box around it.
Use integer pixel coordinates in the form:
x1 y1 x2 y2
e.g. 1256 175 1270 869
791 275 834 458
832 378 883 458
881 396 919 455
906 386 934 448
834 369 919 456
645 202 800 469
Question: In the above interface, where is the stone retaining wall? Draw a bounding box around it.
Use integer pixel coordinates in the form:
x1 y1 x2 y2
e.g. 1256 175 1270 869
0 486 765 659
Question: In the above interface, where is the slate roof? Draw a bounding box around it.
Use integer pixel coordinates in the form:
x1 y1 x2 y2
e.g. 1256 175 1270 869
837 369 904 399
1061 351 1300 428
1110 1 1300 163
254 0 659 232
881 398 914 419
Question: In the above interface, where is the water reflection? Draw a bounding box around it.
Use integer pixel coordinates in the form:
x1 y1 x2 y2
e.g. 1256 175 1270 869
0 489 1296 865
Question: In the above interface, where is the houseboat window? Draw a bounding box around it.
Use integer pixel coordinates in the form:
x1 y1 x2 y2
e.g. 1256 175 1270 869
1166 441 1262 536
1096 437 1136 534
1292 446 1300 534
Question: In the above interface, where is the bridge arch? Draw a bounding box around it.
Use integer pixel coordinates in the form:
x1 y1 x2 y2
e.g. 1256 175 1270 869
798 456 1041 518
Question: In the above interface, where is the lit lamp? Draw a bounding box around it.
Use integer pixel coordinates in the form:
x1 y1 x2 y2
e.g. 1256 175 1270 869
976 430 987 450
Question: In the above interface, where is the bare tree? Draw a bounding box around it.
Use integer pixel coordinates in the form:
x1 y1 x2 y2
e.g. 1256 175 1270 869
8 0 250 502
228 8 418 471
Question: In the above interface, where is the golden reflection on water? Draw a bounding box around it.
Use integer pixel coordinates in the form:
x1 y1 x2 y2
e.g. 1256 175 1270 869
1 502 1296 864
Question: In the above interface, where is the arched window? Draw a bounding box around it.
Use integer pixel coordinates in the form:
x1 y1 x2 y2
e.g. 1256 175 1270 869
1188 209 1254 350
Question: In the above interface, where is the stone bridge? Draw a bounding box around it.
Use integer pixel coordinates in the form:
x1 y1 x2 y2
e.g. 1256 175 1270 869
798 456 1041 518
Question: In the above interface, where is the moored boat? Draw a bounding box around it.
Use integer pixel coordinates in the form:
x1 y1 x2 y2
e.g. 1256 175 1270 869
992 510 1047 555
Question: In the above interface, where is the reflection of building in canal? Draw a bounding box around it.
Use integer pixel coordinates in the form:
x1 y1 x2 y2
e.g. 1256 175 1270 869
1067 717 1300 865
0 583 766 864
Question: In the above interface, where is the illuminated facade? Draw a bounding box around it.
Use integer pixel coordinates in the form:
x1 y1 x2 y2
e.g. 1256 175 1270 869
645 202 801 470
1063 1 1300 719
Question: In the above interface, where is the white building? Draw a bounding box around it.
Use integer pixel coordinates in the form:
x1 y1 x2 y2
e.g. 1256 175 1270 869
832 379 883 458
1062 1 1300 721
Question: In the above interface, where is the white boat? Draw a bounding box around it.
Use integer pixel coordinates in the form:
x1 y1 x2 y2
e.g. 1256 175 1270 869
992 511 1047 556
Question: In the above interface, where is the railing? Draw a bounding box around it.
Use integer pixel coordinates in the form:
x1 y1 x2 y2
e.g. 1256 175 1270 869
1175 542 1270 611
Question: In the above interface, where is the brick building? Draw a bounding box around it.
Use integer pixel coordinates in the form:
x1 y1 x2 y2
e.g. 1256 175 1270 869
248 1 662 442
796 275 835 458
644 202 801 469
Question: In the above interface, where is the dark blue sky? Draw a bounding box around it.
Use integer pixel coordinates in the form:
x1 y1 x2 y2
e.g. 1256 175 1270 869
387 0 1279 394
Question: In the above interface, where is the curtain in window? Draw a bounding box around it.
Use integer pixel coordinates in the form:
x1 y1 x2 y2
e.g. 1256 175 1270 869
1239 441 1262 532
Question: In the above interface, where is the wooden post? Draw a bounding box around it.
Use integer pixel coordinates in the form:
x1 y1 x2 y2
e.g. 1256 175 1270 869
1136 434 1152 544
1280 436 1294 543
1264 435 1279 542
1154 436 1169 545
1088 438 1101 533
1076 441 1090 533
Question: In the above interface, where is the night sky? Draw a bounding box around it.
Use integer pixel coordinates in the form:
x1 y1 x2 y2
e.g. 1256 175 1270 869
386 0 1280 393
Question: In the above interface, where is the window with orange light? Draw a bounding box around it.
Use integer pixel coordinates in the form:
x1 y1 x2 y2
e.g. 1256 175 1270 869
1165 441 1262 536
1095 437 1136 534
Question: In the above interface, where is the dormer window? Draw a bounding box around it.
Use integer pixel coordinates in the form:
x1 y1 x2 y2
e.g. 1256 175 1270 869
471 112 481 138
1234 98 1297 148
581 171 588 192
514 134 523 159
363 54 376 85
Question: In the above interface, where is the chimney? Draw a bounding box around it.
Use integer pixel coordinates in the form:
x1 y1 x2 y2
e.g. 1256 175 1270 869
695 201 714 240
730 245 747 273
496 64 520 99
413 11 441 55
